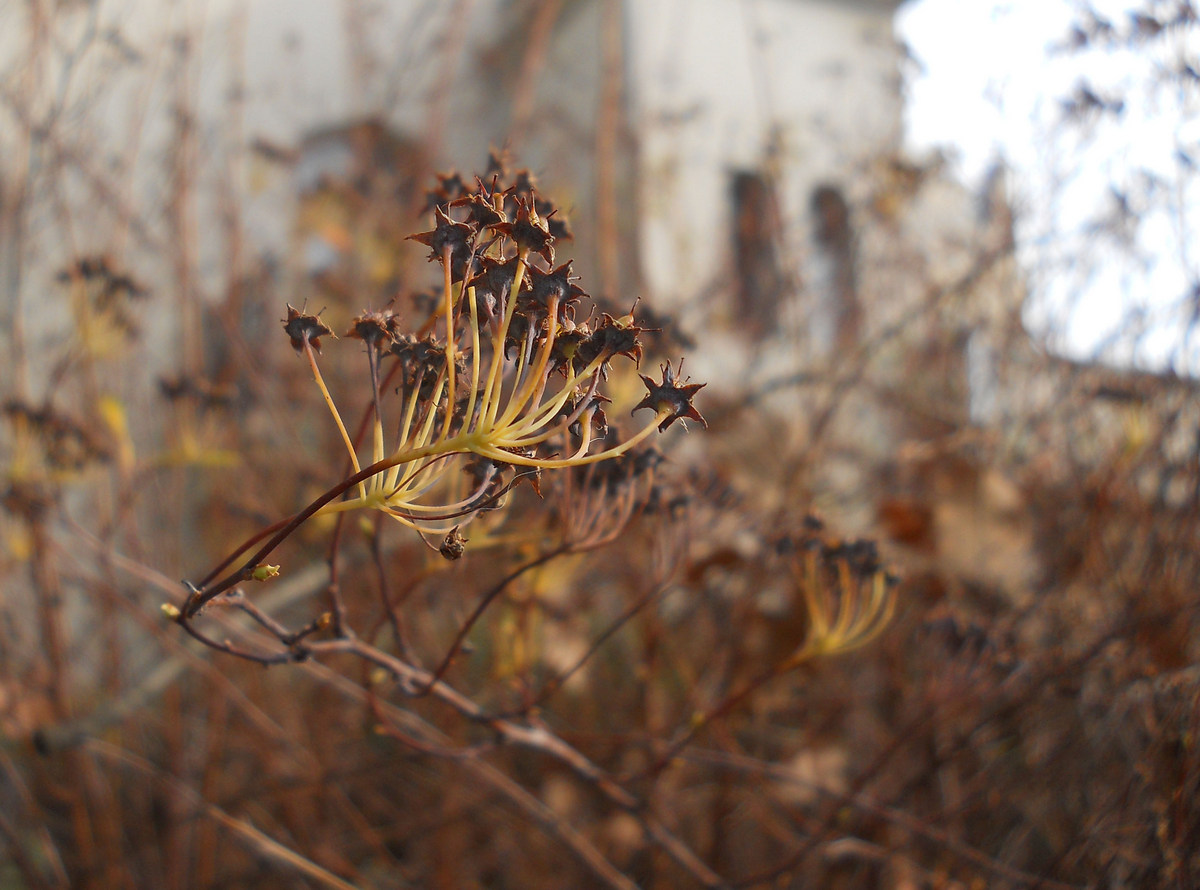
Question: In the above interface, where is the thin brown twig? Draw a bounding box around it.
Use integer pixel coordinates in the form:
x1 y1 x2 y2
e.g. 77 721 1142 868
688 747 1086 890
304 658 638 890
85 740 368 890
309 635 731 889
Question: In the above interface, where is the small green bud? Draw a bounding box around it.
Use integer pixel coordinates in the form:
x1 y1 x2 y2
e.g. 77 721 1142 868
161 603 182 619
250 564 280 582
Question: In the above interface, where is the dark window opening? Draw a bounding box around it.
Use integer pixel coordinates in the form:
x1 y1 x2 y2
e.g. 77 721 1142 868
811 184 860 353
731 170 789 337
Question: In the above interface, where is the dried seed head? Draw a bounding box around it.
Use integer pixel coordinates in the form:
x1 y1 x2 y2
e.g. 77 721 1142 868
508 168 538 202
408 207 478 280
527 262 587 316
2 400 110 471
550 326 590 369
421 170 470 214
468 255 525 313
440 526 467 560
462 456 517 509
485 148 509 179
158 375 234 409
579 313 646 369
346 308 401 350
536 198 572 241
283 304 334 352
634 361 708 432
494 196 554 265
454 191 507 229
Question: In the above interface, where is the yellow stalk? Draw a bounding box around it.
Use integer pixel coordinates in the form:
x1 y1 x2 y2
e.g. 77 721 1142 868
482 254 528 429
369 417 386 493
501 357 606 443
495 297 559 430
474 411 665 468
465 284 482 432
382 377 426 493
831 561 857 642
406 374 447 455
566 409 594 460
440 246 458 440
802 551 828 640
305 343 364 500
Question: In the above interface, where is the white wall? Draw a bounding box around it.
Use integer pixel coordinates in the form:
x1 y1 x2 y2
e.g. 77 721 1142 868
629 0 903 309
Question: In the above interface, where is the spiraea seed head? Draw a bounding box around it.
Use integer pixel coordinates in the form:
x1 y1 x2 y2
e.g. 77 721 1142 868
346 308 401 350
283 304 334 353
634 361 708 432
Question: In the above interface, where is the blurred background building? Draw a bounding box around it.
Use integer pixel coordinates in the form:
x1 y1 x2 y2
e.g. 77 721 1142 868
4 0 1171 596
3 3 1199 886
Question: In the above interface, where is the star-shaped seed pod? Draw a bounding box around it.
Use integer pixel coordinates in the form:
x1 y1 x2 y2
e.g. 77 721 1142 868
634 361 707 432
391 334 457 399
508 168 538 200
283 304 335 352
535 197 573 241
578 313 646 371
493 196 554 265
346 308 401 351
451 190 507 229
408 207 478 280
549 325 590 370
485 148 509 179
467 255 526 314
420 171 470 214
527 261 588 316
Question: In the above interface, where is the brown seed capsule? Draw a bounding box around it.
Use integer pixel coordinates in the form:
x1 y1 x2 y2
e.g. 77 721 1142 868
440 526 467 560
346 308 401 350
408 206 477 275
283 304 334 353
493 196 555 265
634 361 708 432
525 262 587 323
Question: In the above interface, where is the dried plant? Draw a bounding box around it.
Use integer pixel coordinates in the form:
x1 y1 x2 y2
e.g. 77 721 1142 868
33 2 1200 886
171 164 707 651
